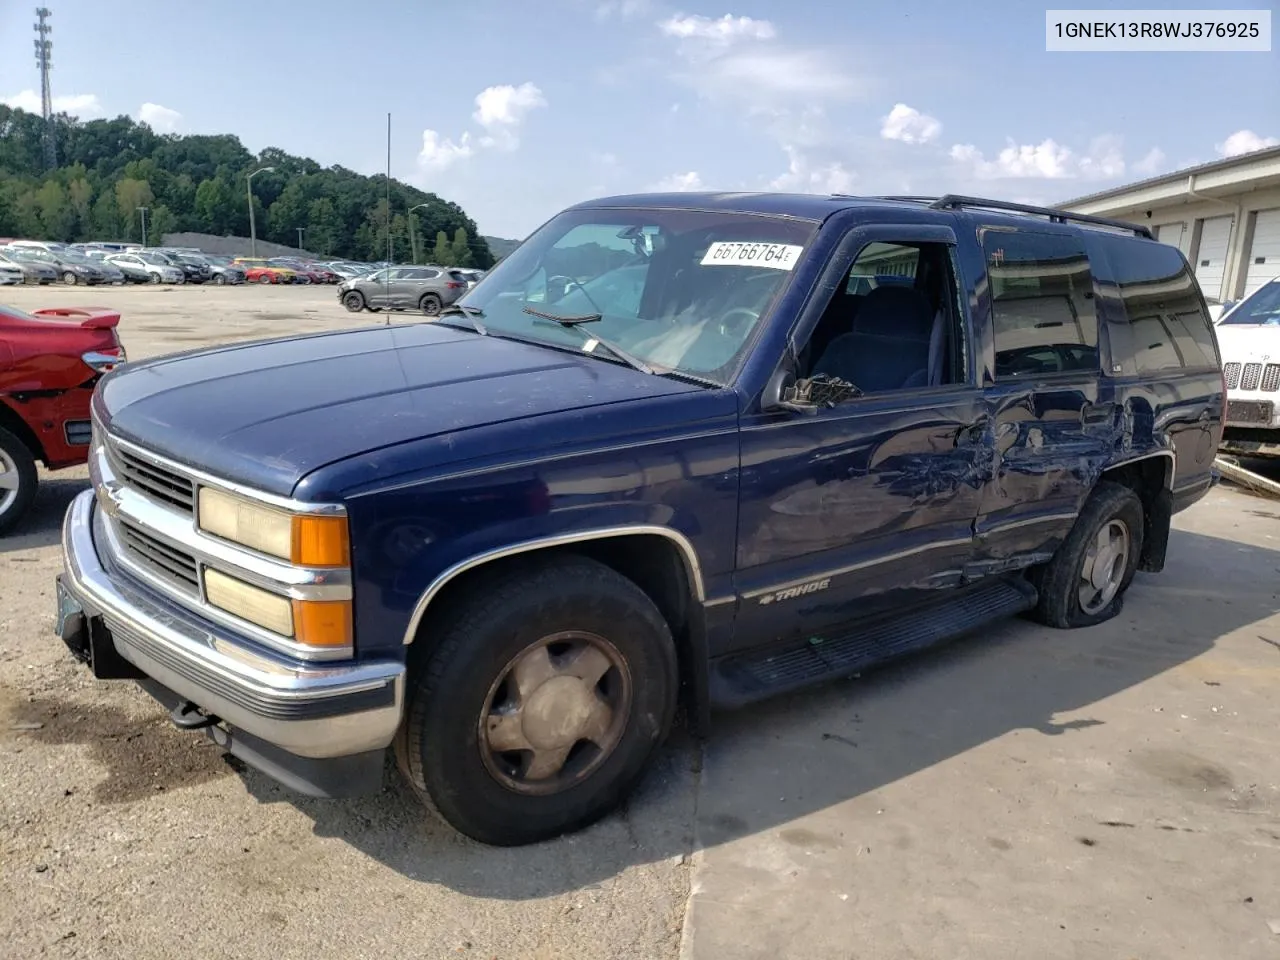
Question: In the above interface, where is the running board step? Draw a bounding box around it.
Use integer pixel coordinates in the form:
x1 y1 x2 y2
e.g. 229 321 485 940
709 577 1038 709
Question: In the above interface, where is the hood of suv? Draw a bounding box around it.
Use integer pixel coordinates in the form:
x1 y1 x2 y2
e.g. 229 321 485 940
97 322 704 496
1215 323 1280 366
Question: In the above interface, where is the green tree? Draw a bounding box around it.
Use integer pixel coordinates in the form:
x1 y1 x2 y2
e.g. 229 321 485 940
35 180 73 239
193 177 234 234
306 197 341 255
450 227 475 268
90 192 120 239
0 104 495 262
148 204 177 245
115 178 154 241
431 230 450 265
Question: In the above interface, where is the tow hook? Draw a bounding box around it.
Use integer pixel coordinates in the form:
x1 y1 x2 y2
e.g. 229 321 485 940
168 700 220 730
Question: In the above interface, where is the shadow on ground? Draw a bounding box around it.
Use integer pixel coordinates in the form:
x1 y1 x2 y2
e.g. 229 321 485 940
0 472 88 554
199 524 1277 899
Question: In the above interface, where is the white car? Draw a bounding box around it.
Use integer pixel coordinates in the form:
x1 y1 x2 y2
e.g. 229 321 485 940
1214 278 1280 458
0 261 24 285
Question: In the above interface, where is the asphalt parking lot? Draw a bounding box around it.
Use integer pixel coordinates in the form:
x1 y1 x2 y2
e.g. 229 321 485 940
2 284 1279 959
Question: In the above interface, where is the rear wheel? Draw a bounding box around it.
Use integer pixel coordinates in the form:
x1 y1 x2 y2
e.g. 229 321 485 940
396 556 678 846
0 427 38 537
62 271 78 285
419 293 443 316
1027 480 1145 628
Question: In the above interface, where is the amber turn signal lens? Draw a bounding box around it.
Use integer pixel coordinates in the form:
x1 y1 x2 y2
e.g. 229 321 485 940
291 515 351 567
292 599 353 648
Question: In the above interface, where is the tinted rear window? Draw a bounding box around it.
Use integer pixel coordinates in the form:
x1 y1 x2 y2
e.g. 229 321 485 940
1097 235 1219 374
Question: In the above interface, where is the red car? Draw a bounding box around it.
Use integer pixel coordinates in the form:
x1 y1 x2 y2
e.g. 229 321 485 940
0 305 126 534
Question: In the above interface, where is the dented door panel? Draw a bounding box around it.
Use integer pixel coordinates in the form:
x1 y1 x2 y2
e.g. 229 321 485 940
971 377 1115 566
731 387 991 654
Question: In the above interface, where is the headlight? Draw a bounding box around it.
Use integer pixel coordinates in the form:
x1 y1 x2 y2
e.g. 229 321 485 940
197 487 350 567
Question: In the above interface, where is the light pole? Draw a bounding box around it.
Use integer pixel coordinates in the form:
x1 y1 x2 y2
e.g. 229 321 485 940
246 165 274 257
408 203 429 263
137 206 148 247
296 226 305 251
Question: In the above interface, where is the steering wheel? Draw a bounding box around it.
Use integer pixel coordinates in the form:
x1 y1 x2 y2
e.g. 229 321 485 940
717 307 759 339
547 274 605 314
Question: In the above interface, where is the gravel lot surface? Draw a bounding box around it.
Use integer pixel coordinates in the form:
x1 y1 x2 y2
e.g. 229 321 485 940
1 283 1277 959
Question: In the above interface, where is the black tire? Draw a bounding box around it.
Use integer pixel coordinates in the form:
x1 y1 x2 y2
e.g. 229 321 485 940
213 273 225 285
419 293 442 316
1027 480 1145 629
0 426 39 537
342 291 366 312
397 556 678 846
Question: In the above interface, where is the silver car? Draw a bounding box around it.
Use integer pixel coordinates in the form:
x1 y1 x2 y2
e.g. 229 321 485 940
337 265 468 315
0 250 56 284
105 252 185 284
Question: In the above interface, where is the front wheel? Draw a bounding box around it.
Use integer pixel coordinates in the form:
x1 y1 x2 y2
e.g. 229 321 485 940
0 426 38 536
396 556 678 846
1026 480 1145 628
213 273 225 285
342 291 366 312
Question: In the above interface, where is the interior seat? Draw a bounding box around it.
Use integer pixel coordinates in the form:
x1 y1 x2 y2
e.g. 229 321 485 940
811 285 935 391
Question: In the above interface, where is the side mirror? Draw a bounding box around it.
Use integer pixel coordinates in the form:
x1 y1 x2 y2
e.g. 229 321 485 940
762 367 819 416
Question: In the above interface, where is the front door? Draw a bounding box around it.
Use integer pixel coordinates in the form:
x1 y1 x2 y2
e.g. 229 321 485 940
970 225 1112 570
733 224 991 653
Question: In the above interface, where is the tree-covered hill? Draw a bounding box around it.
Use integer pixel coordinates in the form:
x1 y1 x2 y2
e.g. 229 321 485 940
0 106 493 267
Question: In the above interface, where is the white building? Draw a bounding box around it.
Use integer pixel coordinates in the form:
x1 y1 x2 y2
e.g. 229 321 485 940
1061 146 1280 304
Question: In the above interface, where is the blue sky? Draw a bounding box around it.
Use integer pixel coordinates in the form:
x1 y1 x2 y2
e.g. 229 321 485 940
1 0 1276 239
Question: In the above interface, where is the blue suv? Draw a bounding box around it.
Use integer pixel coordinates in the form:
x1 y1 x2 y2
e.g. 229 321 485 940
54 192 1224 846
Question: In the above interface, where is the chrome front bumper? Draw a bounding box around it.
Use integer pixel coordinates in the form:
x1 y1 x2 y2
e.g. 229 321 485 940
60 489 405 760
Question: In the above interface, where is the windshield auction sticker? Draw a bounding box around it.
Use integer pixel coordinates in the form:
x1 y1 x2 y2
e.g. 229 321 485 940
701 242 804 271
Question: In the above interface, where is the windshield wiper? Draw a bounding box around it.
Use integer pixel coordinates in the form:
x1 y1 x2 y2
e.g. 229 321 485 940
522 306 654 375
437 303 487 335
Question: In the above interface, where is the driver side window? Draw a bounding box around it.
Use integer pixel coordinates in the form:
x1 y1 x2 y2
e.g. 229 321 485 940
797 240 966 395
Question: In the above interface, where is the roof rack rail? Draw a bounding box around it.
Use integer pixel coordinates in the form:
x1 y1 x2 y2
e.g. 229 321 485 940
870 195 940 203
927 194 1153 239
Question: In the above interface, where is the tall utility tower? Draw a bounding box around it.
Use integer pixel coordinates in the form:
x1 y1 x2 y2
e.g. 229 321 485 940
34 7 56 170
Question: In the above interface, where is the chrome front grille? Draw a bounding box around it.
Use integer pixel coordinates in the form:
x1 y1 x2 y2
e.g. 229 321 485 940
118 519 199 594
1241 362 1263 391
110 441 195 512
1224 362 1241 389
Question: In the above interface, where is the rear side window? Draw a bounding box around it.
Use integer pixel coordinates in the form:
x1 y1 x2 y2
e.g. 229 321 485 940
1099 235 1219 373
982 229 1099 380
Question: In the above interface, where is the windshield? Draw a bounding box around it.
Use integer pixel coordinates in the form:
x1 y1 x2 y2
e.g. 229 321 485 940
9 247 54 262
457 208 815 383
1220 283 1280 325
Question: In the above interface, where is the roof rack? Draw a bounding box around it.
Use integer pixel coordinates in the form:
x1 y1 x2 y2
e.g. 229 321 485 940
927 194 1154 239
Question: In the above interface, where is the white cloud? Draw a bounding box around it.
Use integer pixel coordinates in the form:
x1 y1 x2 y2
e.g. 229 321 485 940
417 82 546 171
1216 129 1279 157
138 102 181 133
658 13 776 44
770 145 855 195
1132 147 1166 176
473 83 547 130
949 135 1127 181
651 171 704 191
3 89 103 118
419 130 475 171
879 103 941 144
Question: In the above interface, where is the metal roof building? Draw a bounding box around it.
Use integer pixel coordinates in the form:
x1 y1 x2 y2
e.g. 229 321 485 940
1060 146 1280 303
